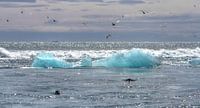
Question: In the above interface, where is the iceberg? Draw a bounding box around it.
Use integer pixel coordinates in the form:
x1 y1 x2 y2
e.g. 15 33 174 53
93 49 160 68
189 58 200 66
31 50 160 69
80 55 92 67
32 53 72 68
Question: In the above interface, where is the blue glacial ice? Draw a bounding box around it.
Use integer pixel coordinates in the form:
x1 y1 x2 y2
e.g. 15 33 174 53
189 58 200 66
80 55 92 67
93 50 160 68
32 50 160 68
32 53 72 68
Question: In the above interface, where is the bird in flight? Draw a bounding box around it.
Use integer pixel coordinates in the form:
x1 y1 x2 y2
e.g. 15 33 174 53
106 33 112 39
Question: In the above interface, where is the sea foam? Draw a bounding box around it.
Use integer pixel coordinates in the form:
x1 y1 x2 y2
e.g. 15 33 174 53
0 47 12 58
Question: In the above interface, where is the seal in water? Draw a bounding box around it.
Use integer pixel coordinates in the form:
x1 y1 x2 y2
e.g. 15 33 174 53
54 90 61 95
123 78 137 83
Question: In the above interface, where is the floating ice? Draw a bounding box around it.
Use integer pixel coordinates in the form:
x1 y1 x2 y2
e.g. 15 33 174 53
32 53 72 68
80 55 92 67
189 58 200 66
31 50 160 69
93 49 160 68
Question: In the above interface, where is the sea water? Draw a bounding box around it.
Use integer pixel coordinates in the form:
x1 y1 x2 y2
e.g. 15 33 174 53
0 42 200 107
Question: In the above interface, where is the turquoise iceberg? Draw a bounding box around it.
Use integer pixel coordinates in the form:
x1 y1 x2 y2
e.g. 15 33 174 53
31 50 160 69
80 55 92 67
189 58 200 66
32 53 72 68
93 50 160 68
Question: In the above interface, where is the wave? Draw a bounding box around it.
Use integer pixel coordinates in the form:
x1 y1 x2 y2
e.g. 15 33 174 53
0 47 12 58
2 47 200 59
0 47 200 68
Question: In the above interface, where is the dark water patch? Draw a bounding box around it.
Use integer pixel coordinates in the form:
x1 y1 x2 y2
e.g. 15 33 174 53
119 0 144 5
0 58 32 68
107 68 153 74
0 42 200 50
0 67 18 69
4 72 26 77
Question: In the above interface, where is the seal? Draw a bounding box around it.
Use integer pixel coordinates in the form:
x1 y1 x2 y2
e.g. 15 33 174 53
123 78 137 83
54 90 61 95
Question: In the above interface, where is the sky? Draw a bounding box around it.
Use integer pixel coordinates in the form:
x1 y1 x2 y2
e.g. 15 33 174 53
0 0 200 41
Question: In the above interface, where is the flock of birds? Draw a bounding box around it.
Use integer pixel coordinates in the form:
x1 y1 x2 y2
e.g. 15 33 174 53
0 7 151 40
1 3 199 40
105 3 199 40
106 10 149 39
2 10 57 23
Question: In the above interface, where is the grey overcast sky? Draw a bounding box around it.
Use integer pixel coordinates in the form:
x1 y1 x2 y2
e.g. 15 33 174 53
0 0 200 41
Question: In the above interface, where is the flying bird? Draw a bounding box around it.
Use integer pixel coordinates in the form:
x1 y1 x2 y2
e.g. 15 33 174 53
46 16 57 24
139 10 148 14
52 19 57 23
109 15 125 39
112 19 121 26
82 22 87 26
112 22 116 26
106 33 112 39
